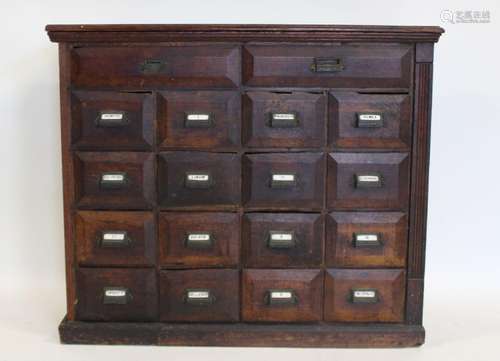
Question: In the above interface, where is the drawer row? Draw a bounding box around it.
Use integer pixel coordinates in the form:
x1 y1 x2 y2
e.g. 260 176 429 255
74 152 410 211
76 268 406 323
72 90 411 151
76 211 407 268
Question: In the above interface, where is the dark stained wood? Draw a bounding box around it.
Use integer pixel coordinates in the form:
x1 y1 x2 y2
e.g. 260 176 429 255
329 92 412 150
416 43 434 63
324 269 406 322
159 269 239 322
406 278 424 324
326 212 407 268
243 213 323 268
159 212 240 268
242 91 326 148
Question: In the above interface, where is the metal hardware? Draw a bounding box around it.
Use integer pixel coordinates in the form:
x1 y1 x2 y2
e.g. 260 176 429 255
139 59 166 74
95 111 128 128
353 233 382 248
184 172 213 189
356 113 384 128
99 172 128 189
310 57 344 73
185 233 213 249
350 288 379 304
103 287 131 305
267 231 296 249
99 231 131 248
269 112 299 128
184 112 214 128
354 173 383 188
266 289 298 306
270 173 297 188
184 288 215 305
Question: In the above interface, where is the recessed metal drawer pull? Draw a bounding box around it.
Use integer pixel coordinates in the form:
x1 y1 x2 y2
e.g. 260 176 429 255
184 289 215 305
354 173 383 188
185 172 213 189
270 173 297 188
96 111 128 127
356 113 384 128
99 231 131 248
310 57 344 73
269 112 299 128
350 288 379 304
184 112 214 128
353 233 382 248
100 172 128 189
102 287 132 305
266 289 298 306
185 232 213 249
267 231 296 249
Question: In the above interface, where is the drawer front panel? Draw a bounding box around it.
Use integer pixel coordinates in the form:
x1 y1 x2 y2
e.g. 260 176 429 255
242 269 323 322
243 213 323 268
242 153 325 210
329 92 412 149
72 45 240 88
158 91 241 150
324 269 405 322
75 211 155 266
159 212 240 268
74 152 155 209
243 44 412 88
158 152 240 209
160 269 239 322
326 212 407 267
71 91 154 150
76 268 158 321
242 92 326 148
327 152 409 210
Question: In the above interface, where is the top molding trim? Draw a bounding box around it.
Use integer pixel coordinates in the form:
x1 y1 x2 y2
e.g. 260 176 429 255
46 24 444 43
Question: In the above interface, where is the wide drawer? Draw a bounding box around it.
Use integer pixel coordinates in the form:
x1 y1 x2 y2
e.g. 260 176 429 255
327 152 410 210
242 153 325 210
159 212 240 268
329 92 412 150
71 91 155 150
324 269 405 322
76 268 158 321
158 91 241 150
71 45 240 88
242 91 326 148
242 269 323 322
243 44 412 88
74 152 155 209
75 211 155 266
242 213 323 268
326 212 407 267
160 269 239 322
158 152 240 209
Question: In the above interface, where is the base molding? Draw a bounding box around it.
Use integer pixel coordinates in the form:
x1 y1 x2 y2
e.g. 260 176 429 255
59 317 425 347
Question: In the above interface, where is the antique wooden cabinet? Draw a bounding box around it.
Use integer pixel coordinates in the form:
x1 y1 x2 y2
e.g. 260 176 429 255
46 24 443 347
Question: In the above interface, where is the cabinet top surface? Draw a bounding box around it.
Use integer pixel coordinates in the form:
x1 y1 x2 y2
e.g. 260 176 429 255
46 24 444 43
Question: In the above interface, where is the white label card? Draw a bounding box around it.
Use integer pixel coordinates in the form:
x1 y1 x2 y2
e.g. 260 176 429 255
102 174 125 182
356 234 379 242
186 114 210 121
105 289 127 297
353 290 376 299
272 174 295 182
270 291 293 299
103 233 126 241
359 114 381 121
272 113 296 120
100 113 124 120
270 233 293 241
188 233 211 242
187 174 210 182
357 175 380 182
187 291 210 299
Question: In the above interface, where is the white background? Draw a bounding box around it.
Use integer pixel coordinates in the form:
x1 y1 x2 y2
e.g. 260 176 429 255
1 0 499 360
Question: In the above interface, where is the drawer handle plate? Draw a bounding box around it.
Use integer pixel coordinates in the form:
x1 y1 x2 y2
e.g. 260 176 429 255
184 288 216 305
103 287 132 305
350 288 379 304
185 172 213 189
353 233 382 248
139 59 166 74
185 232 213 249
269 112 299 128
270 173 297 188
268 231 296 249
95 111 129 128
356 113 384 128
99 231 132 248
310 57 344 73
100 172 128 189
184 112 214 128
266 289 298 306
355 173 383 188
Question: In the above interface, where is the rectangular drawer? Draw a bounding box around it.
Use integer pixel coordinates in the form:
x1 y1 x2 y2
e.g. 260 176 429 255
158 91 240 150
324 269 405 322
160 269 239 322
242 91 326 148
71 91 155 150
72 45 240 88
76 268 158 321
242 269 323 322
159 212 240 268
243 213 323 268
327 152 409 210
75 211 155 266
326 212 407 267
74 152 155 209
242 153 325 210
329 92 412 150
243 44 412 88
158 152 240 209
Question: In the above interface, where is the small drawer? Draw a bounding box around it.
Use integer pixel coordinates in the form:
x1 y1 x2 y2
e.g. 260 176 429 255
74 152 155 209
326 212 407 267
242 92 326 148
158 152 240 209
242 153 325 210
159 212 240 268
160 269 239 322
324 269 405 322
329 92 412 149
76 268 158 321
243 44 412 88
71 91 154 150
242 269 323 322
158 91 240 150
243 213 323 268
75 211 155 266
327 152 409 210
72 45 240 88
